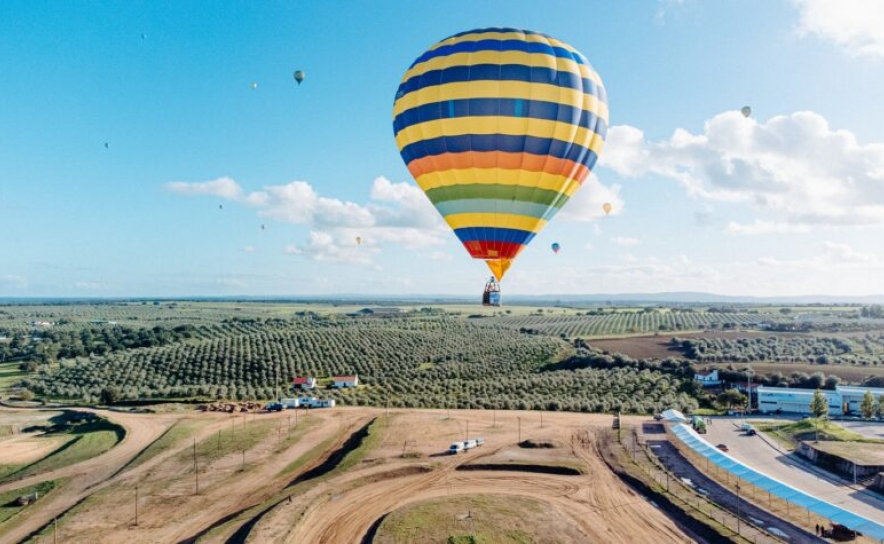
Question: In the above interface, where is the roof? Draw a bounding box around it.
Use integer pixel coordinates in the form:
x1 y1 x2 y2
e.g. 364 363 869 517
660 408 688 422
836 385 884 396
672 423 884 541
292 377 314 384
695 370 717 376
333 375 358 381
757 386 839 397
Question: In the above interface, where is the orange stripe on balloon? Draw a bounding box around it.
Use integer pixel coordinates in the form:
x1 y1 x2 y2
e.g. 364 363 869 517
406 151 589 183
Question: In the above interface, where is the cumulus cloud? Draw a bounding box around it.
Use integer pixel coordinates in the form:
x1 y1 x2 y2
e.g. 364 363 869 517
557 173 624 222
166 177 245 200
243 246 256 253
601 111 884 232
794 0 884 58
0 275 28 288
287 231 378 266
611 236 640 247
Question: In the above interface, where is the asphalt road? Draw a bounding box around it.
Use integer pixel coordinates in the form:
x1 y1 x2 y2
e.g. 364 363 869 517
647 439 823 543
703 418 884 526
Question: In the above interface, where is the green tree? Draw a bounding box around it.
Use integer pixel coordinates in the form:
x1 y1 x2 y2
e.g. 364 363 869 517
878 395 884 418
861 391 876 419
810 389 829 418
100 385 121 405
717 388 747 410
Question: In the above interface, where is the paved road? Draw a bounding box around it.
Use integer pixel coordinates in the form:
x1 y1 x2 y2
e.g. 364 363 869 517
836 420 884 440
703 417 884 526
647 439 823 543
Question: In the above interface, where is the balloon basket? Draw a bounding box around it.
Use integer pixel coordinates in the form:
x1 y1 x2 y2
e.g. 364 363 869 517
482 276 501 307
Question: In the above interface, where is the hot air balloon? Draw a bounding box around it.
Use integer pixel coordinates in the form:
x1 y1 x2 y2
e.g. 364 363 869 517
393 28 608 304
293 70 305 85
251 82 259 90
603 202 612 215
551 242 561 254
741 106 752 118
355 236 362 245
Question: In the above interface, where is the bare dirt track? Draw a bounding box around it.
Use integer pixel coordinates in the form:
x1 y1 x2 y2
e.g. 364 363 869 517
2 408 702 544
249 410 693 544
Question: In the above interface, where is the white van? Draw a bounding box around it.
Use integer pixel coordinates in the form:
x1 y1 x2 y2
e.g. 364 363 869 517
464 439 477 450
475 437 485 447
449 442 464 454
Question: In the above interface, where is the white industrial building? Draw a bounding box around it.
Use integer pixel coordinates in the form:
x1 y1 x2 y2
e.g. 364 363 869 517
757 385 884 416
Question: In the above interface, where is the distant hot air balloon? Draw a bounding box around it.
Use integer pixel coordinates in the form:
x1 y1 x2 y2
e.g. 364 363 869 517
393 28 608 286
741 106 752 118
355 236 362 245
551 242 561 254
293 70 305 85
603 202 612 215
104 142 109 149
251 82 259 90
261 224 265 230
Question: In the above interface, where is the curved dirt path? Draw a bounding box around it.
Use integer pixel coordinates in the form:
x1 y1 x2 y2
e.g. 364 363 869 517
0 408 178 543
264 421 691 544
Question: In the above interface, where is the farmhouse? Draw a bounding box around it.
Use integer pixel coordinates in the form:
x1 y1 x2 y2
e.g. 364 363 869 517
291 376 316 390
693 369 721 387
333 375 359 388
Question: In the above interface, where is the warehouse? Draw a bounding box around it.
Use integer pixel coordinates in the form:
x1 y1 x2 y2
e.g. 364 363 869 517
756 386 842 416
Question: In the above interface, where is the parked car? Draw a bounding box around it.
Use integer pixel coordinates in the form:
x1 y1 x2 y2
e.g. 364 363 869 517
475 437 485 446
448 442 464 455
653 414 664 421
464 439 478 450
716 443 729 452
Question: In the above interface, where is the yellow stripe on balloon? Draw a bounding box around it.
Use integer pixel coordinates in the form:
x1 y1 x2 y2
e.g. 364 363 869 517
415 168 584 196
426 31 586 60
443 212 548 232
395 116 604 154
402 51 602 88
392 81 608 121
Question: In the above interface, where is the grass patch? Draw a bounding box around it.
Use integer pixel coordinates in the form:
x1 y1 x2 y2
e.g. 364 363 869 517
1 417 125 482
0 362 26 396
0 464 27 480
123 419 201 472
177 418 276 466
753 418 884 447
0 479 62 524
417 362 435 371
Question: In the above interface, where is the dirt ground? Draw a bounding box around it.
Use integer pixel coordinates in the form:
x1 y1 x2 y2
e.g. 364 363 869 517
0 407 699 544
589 330 807 360
0 434 68 465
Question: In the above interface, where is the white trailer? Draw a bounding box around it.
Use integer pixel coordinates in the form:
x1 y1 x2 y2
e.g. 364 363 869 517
279 398 300 409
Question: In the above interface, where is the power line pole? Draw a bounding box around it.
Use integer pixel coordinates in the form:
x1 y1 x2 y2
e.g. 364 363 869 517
193 438 199 495
135 485 139 526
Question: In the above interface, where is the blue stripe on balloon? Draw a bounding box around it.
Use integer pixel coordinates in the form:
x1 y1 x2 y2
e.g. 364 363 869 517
393 98 603 136
395 64 598 101
411 38 588 69
454 226 537 246
399 134 602 169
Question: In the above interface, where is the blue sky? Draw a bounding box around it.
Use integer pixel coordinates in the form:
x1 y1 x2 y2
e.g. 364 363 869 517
2 0 884 298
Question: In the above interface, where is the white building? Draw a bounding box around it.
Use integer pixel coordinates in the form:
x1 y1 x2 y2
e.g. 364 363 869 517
693 369 722 387
757 386 842 416
333 375 359 388
837 385 884 415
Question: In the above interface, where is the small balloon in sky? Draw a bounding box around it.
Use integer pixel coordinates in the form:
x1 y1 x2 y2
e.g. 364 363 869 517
355 236 362 246
219 204 223 210
261 224 265 230
104 142 109 149
741 106 752 118
603 202 612 215
140 33 146 40
551 242 561 254
293 70 305 85
251 82 259 90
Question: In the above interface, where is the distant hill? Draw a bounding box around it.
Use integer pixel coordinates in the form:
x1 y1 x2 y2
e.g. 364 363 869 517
3 292 884 305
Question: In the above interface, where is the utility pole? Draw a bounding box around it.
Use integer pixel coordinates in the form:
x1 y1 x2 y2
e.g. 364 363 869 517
517 417 521 443
193 438 199 495
53 518 57 544
736 484 741 536
465 420 469 442
135 485 139 526
540 411 543 428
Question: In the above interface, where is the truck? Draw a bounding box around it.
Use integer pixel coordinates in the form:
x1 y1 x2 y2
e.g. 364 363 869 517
265 402 283 412
297 396 336 409
464 439 477 450
279 398 300 409
449 442 464 454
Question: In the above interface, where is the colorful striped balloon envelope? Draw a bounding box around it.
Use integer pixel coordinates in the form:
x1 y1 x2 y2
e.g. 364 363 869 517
393 27 608 281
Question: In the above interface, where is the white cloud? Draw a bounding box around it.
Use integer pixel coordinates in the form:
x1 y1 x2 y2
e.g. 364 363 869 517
73 281 111 290
558 173 624 222
259 182 374 228
166 177 244 200
243 246 256 253
601 111 884 232
287 231 378 266
1 275 28 288
794 0 884 58
821 241 877 263
611 236 640 247
726 220 812 235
